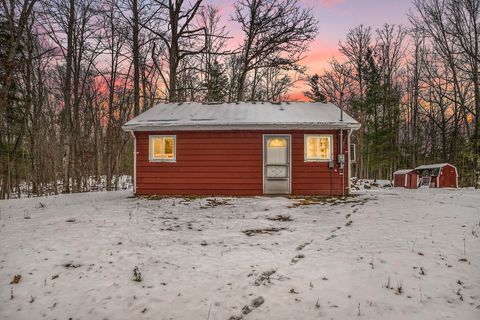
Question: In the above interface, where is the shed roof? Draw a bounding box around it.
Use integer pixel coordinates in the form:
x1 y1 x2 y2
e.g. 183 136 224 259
393 169 415 175
415 163 453 170
123 102 361 131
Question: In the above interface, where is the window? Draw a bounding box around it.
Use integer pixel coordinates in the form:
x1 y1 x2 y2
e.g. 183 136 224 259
149 135 176 161
304 135 333 161
268 138 287 148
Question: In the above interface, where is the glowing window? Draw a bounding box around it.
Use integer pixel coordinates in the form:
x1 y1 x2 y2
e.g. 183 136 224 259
268 138 287 148
149 135 176 161
305 135 332 161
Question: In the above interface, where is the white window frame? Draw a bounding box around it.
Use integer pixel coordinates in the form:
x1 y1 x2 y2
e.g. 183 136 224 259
304 134 333 162
149 135 176 162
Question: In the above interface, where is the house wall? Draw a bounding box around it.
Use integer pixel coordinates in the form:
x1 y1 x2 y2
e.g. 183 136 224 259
134 130 349 196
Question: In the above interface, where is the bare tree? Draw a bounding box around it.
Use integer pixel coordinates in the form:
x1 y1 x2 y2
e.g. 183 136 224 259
232 0 317 101
146 0 206 102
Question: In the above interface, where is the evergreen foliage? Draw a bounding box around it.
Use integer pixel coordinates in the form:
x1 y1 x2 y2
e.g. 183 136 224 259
304 74 327 102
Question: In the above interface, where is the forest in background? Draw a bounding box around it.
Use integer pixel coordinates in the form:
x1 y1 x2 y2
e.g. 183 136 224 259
0 0 479 199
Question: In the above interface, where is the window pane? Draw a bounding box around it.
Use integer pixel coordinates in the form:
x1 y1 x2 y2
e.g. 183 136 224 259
164 137 175 159
268 138 286 148
152 138 163 158
307 136 319 159
306 136 331 160
319 137 330 159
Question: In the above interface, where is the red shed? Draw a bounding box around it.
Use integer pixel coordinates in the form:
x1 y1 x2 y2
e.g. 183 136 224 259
123 102 360 196
393 169 419 189
415 163 458 188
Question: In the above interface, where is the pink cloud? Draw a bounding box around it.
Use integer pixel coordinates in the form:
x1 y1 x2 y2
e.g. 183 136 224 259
319 0 345 7
286 39 341 101
300 0 346 7
302 39 340 74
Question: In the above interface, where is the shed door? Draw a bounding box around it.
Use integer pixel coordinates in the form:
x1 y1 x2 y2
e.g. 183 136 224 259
263 135 291 194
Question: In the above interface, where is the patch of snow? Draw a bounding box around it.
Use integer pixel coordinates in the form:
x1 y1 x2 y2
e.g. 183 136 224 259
0 188 479 319
122 101 360 131
9 175 132 199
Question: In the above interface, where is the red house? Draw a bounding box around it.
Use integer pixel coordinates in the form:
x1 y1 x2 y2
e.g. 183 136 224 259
415 163 458 188
393 169 419 189
122 102 360 196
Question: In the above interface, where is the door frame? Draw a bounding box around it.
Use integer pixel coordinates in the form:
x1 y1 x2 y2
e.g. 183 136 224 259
262 134 292 195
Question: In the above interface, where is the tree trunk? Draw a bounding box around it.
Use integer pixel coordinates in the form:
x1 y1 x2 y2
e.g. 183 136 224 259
61 0 75 194
132 0 141 115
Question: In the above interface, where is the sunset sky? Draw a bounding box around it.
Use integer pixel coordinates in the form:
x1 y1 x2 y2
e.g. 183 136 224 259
207 0 412 99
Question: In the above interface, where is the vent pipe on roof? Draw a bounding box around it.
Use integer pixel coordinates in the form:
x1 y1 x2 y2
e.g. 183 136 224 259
340 91 344 122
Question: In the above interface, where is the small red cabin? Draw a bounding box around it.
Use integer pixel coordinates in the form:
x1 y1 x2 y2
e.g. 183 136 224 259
415 163 458 188
393 169 418 189
123 102 360 196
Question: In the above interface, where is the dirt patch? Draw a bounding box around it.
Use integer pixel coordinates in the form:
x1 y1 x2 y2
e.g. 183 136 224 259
243 227 287 236
289 195 365 207
201 198 232 208
267 215 292 222
10 275 21 284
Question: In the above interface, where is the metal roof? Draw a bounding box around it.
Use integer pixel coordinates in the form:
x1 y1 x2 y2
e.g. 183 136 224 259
393 169 415 175
415 163 453 170
122 102 361 131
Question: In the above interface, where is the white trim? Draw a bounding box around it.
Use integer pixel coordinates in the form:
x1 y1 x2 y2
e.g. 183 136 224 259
262 136 265 194
262 134 292 195
149 135 177 162
130 132 137 194
304 134 334 162
123 123 361 132
415 163 452 170
347 129 353 194
454 166 459 188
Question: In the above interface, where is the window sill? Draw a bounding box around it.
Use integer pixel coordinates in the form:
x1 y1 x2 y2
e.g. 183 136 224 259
304 159 332 162
149 159 177 163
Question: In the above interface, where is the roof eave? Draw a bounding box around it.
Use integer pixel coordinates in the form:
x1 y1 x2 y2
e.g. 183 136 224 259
122 122 361 132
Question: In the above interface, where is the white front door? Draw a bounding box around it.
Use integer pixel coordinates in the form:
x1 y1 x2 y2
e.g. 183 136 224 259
263 135 291 194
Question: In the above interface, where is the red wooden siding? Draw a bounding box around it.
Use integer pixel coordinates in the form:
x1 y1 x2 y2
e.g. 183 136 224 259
394 172 419 189
393 173 406 188
439 165 457 188
135 130 349 196
407 172 419 189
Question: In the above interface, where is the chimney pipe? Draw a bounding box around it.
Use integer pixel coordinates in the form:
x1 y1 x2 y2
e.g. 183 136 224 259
340 91 344 122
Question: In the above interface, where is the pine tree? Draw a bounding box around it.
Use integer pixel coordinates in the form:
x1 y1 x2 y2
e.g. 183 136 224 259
204 60 228 102
352 48 401 179
304 74 327 102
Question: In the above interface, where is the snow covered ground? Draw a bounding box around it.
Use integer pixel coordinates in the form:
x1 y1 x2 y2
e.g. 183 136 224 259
0 188 479 320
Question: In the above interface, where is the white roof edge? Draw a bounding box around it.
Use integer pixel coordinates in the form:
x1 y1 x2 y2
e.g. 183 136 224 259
415 163 453 170
123 122 361 132
393 169 414 174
